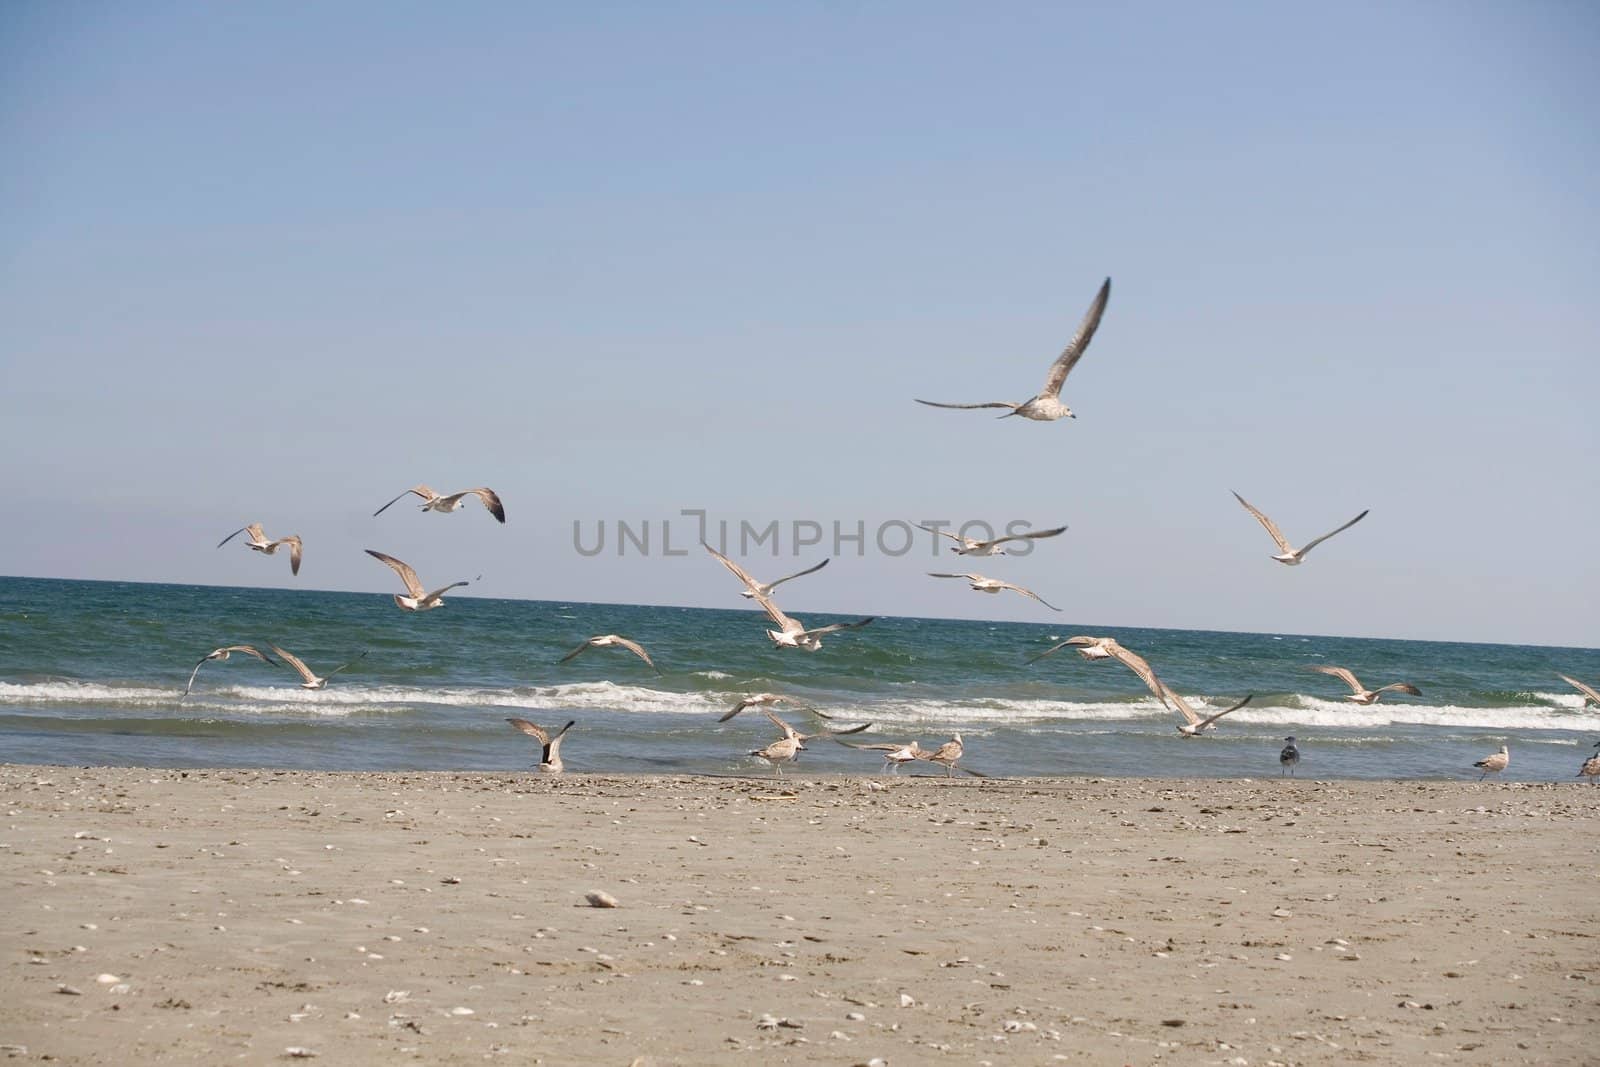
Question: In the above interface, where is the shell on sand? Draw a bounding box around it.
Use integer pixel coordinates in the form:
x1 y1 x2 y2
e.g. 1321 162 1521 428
585 890 621 908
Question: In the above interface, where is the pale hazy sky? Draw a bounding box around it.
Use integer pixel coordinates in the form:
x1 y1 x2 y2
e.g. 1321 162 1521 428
2 2 1597 647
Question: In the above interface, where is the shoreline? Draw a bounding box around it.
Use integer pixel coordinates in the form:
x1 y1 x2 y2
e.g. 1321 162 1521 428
3 765 1596 1064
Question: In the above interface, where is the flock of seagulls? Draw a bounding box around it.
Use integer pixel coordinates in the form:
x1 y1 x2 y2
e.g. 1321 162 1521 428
190 276 1594 782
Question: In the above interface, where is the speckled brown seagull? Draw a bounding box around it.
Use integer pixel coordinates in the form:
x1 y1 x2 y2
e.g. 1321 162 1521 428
747 709 870 776
505 718 575 774
1309 665 1422 705
1231 491 1368 566
1474 744 1509 780
374 484 506 523
182 644 277 698
1559 674 1600 707
561 634 658 672
217 523 303 575
1027 634 1123 664
916 277 1111 421
917 524 1068 556
1577 742 1600 786
268 644 368 690
929 572 1062 611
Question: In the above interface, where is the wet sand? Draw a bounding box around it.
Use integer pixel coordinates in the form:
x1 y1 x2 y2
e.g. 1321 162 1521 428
2 765 1596 1065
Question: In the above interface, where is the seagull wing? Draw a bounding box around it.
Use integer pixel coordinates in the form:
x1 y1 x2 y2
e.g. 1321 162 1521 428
506 717 550 744
917 525 968 545
267 644 318 685
469 488 506 523
182 657 209 697
702 541 768 598
1231 492 1294 554
814 721 874 740
928 572 981 580
796 616 876 639
763 708 802 740
765 557 829 591
914 399 1019 410
324 650 370 680
998 581 1062 611
1295 509 1369 558
270 535 303 575
373 486 434 517
1309 664 1364 694
560 639 597 663
1374 682 1421 696
614 636 658 671
1559 674 1600 706
216 526 250 549
424 580 471 601
1159 682 1203 726
1105 642 1166 697
752 591 804 635
987 524 1069 548
1040 277 1112 398
365 550 426 598
1193 694 1253 731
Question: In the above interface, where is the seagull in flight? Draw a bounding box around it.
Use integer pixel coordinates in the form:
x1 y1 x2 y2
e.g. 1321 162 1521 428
719 693 839 723
916 277 1111 421
182 644 277 698
1231 491 1368 566
703 543 875 651
929 573 1062 611
1165 686 1253 738
1559 674 1600 707
1309 665 1421 705
506 718 575 774
365 549 470 612
268 644 368 690
561 634 658 672
374 484 506 523
700 542 829 599
1027 634 1121 664
918 524 1067 556
217 523 303 575
844 739 933 774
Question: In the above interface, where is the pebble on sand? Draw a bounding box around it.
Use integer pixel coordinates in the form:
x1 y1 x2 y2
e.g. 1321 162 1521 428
585 890 621 908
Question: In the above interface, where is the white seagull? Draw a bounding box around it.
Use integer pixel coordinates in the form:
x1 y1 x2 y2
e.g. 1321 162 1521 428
916 277 1112 421
506 718 575 774
929 572 1062 612
1309 665 1421 705
845 740 933 774
1559 674 1600 707
918 524 1068 556
1473 744 1509 780
182 644 277 698
700 542 829 599
374 484 506 524
1027 634 1120 663
268 644 368 690
561 634 658 672
217 523 303 576
703 542 875 651
719 693 839 723
365 549 470 612
1231 491 1368 566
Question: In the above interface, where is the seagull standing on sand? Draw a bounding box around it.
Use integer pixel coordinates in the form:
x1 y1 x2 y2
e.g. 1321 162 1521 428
929 573 1062 611
374 485 506 523
1309 665 1422 705
268 644 368 690
1559 674 1600 707
1578 742 1600 785
915 277 1111 421
183 645 277 698
561 634 658 672
1280 736 1300 777
1230 491 1368 566
365 550 470 612
920 733 965 777
506 718 575 774
217 523 303 575
1474 744 1509 780
918 524 1068 556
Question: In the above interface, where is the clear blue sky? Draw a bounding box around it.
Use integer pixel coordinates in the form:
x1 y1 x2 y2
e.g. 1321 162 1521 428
2 2 1596 646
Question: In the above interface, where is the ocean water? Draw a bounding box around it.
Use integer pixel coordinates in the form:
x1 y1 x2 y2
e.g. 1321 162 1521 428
1 576 1596 781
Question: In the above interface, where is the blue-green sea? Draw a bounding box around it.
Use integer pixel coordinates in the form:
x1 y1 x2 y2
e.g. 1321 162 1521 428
1 576 1596 781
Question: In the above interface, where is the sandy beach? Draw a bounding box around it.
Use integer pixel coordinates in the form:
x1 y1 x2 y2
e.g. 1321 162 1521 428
2 765 1596 1065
